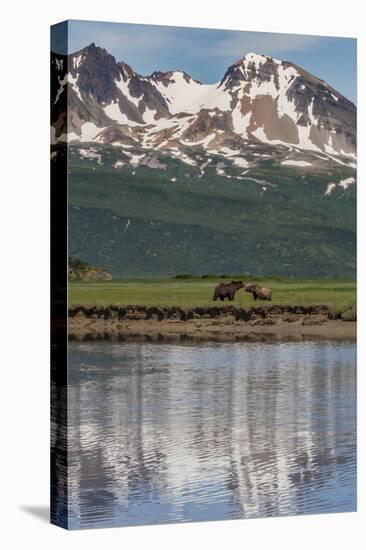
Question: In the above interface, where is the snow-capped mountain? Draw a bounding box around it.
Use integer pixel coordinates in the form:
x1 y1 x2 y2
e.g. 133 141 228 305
51 43 356 166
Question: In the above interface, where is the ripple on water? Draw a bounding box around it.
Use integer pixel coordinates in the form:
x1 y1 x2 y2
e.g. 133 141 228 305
64 340 356 529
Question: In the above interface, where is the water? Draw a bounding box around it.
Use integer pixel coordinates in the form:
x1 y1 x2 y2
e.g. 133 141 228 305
67 341 356 529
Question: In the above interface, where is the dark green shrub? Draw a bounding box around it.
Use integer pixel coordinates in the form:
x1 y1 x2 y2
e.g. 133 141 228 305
174 274 193 279
328 304 356 321
341 308 356 321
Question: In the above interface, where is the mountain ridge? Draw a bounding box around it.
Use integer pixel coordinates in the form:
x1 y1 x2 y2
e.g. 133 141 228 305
51 44 356 167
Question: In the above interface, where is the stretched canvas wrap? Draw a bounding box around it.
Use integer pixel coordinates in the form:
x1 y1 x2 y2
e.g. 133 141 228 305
50 19 357 529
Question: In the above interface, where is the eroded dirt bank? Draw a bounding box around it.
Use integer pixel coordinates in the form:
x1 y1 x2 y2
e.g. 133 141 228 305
68 305 356 342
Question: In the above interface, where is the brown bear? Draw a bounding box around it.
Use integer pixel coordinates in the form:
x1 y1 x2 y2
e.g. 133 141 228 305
213 280 244 301
244 283 272 301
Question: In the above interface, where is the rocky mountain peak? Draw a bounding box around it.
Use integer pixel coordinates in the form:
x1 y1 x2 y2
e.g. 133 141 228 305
221 52 285 90
80 41 97 53
69 43 121 104
242 52 281 65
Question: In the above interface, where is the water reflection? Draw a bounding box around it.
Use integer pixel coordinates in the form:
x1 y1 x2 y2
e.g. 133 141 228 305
68 341 356 528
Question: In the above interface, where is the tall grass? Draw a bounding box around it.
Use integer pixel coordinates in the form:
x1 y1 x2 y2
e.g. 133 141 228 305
69 277 356 309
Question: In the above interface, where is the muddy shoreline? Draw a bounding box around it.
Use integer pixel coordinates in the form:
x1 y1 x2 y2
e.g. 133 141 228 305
68 305 356 342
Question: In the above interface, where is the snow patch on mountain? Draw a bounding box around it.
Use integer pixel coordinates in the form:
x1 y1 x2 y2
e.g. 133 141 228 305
339 176 356 189
67 73 83 101
151 73 231 115
104 102 134 124
115 77 141 107
281 160 312 167
180 154 197 166
325 183 336 196
277 66 299 118
324 176 356 196
124 152 145 166
73 54 83 69
79 147 102 164
143 108 158 124
232 157 249 168
232 108 251 137
55 58 63 71
79 122 104 141
220 147 240 156
54 72 83 104
251 127 292 149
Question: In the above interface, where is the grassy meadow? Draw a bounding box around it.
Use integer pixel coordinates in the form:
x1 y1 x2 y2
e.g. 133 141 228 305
68 277 356 312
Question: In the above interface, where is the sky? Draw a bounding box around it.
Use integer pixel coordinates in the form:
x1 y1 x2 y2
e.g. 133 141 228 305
52 19 357 103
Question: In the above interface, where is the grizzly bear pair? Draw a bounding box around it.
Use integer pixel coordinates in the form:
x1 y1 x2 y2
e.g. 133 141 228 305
213 281 272 301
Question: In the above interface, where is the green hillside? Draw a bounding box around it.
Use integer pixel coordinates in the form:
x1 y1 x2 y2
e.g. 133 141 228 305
65 143 356 278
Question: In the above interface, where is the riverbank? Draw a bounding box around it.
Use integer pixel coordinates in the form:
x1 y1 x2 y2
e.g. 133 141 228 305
68 305 356 342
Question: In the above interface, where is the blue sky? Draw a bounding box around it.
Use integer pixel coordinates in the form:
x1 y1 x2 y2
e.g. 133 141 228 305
52 20 357 103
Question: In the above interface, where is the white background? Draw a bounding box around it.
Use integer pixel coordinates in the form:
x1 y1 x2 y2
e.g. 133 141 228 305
0 0 364 548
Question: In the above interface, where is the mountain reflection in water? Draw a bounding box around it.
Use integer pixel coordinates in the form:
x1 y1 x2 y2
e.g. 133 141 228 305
67 341 356 529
